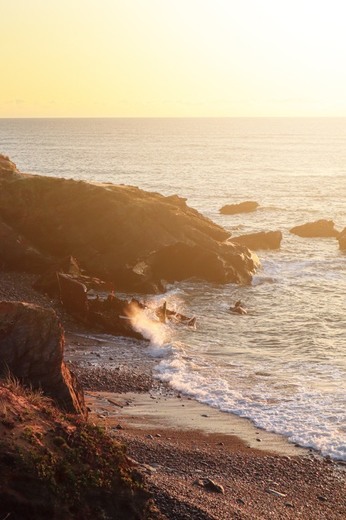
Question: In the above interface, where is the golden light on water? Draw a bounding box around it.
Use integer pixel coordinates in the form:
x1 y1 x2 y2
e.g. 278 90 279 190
1 0 346 117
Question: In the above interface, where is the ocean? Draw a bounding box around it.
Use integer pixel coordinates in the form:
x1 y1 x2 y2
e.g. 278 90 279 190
1 117 345 460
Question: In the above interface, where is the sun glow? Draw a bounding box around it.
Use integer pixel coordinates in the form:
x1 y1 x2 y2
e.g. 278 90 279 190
1 0 346 117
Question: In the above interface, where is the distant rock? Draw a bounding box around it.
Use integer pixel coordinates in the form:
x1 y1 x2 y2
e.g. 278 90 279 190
220 201 259 215
289 219 339 238
0 156 260 291
0 301 86 415
231 231 282 250
338 228 346 250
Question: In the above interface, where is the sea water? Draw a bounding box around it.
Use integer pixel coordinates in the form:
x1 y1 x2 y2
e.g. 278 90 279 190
1 117 345 460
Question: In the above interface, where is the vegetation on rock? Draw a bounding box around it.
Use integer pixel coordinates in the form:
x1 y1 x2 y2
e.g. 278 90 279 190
0 378 161 520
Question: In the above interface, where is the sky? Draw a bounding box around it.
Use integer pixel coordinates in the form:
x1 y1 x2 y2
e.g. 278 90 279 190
1 0 346 117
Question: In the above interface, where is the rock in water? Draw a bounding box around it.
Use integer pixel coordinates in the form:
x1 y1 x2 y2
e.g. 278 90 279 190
0 301 86 415
289 219 339 238
231 230 282 250
220 201 259 215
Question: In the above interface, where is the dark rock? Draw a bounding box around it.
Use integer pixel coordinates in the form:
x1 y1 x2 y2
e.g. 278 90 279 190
57 273 89 319
231 230 282 250
34 255 109 298
220 201 259 215
0 301 86 415
87 294 145 340
290 219 339 238
0 159 259 291
146 241 259 285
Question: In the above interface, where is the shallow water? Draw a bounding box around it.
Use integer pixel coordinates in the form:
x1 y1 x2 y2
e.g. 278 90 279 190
1 117 345 459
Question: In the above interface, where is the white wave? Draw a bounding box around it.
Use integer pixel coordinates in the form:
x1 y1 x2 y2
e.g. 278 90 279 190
153 355 346 461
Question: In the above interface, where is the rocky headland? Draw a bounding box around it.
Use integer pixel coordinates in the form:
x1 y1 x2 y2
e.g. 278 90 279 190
0 155 259 293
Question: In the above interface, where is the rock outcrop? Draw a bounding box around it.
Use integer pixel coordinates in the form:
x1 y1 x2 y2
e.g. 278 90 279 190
230 231 282 250
220 201 259 215
0 154 259 290
290 219 339 238
338 228 346 250
146 242 256 284
33 255 108 297
0 301 86 415
0 218 52 272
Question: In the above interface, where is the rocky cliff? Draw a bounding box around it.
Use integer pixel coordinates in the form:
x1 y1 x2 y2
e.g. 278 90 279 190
0 301 86 415
0 155 259 292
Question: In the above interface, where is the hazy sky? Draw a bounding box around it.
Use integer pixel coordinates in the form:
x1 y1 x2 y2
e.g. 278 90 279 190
1 0 346 117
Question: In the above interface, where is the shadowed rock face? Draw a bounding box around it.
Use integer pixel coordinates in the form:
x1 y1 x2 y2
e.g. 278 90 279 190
290 219 339 238
0 301 86 416
0 155 259 291
0 219 52 272
230 231 282 250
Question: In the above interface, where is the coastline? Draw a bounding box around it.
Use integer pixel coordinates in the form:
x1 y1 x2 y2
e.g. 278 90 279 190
1 271 346 519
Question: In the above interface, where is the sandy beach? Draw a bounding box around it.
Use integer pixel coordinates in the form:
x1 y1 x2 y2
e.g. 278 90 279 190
1 271 345 519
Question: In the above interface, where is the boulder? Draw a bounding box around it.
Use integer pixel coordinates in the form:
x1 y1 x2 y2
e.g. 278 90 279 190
290 219 339 238
338 228 346 250
0 156 259 290
57 273 89 319
0 301 86 415
231 231 282 250
146 241 259 285
220 201 259 215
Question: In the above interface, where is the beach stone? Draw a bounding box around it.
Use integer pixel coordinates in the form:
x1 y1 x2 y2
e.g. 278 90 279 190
266 488 287 498
194 478 224 494
231 230 282 250
289 219 339 238
220 201 259 215
0 301 86 416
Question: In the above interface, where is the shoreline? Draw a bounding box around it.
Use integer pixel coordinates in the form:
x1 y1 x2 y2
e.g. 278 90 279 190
1 271 346 518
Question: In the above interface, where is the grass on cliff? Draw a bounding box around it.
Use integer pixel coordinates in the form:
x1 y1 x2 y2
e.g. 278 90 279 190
0 376 161 520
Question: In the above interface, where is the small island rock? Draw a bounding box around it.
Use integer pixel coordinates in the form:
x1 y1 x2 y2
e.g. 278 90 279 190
220 201 259 215
290 219 339 238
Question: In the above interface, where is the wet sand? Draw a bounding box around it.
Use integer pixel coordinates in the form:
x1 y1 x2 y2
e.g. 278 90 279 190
64 329 346 519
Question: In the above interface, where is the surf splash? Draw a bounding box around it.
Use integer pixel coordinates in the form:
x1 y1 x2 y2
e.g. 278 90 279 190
126 301 173 358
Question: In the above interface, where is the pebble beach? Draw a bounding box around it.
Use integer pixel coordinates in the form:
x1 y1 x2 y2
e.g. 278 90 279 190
1 270 345 519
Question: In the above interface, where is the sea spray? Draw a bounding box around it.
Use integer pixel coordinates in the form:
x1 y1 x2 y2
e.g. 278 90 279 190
127 302 174 358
